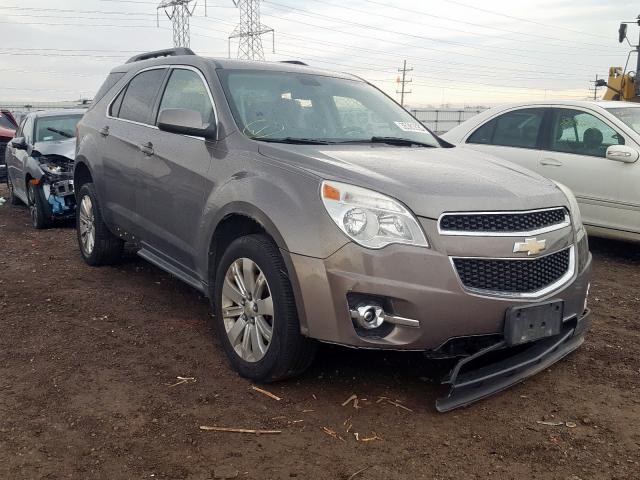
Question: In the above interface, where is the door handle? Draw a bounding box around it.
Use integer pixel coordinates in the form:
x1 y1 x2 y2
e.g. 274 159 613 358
138 142 154 156
540 158 563 166
99 126 110 137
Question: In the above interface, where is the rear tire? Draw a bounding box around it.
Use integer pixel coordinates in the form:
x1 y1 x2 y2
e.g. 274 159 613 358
6 174 21 205
27 181 53 229
76 182 123 266
213 234 316 382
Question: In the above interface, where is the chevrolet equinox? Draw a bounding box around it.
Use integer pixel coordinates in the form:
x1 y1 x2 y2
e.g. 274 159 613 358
74 49 592 411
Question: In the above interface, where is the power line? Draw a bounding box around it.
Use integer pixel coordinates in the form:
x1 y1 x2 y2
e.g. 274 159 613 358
261 0 618 59
294 0 619 52
439 0 611 40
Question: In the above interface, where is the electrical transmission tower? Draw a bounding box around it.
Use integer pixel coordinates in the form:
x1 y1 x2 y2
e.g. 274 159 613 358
157 0 199 48
228 0 274 61
396 60 413 107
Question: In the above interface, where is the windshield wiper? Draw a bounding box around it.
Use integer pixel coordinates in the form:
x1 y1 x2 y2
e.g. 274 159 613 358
252 137 332 145
332 136 436 147
46 127 74 138
368 136 436 147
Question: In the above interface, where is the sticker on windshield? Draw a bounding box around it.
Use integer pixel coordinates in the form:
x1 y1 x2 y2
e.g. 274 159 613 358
394 121 427 133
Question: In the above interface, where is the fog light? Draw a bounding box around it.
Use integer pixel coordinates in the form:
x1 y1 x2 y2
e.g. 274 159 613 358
351 304 385 330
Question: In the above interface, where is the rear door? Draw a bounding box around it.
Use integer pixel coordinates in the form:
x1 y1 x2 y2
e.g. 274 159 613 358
463 107 545 173
101 67 168 235
135 66 217 273
538 107 634 233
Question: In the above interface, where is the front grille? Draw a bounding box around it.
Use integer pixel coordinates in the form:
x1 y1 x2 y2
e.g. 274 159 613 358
453 248 571 294
440 208 568 234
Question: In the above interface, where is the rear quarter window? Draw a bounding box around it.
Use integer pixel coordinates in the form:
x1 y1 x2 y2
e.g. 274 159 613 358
92 72 125 107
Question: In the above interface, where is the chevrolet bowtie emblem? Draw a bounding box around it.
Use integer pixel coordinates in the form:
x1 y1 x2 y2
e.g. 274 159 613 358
513 237 547 256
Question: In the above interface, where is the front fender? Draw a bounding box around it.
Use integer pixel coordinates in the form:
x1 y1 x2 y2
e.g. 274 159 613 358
198 166 348 269
25 157 44 181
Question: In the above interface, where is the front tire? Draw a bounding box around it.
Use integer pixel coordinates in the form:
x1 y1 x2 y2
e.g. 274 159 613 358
76 183 123 266
213 234 316 382
28 181 53 229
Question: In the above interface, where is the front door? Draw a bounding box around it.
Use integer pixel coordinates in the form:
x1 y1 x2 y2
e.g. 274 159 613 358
135 67 217 273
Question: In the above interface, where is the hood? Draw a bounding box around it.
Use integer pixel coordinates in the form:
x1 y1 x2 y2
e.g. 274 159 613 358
257 143 568 219
33 138 76 160
0 126 16 140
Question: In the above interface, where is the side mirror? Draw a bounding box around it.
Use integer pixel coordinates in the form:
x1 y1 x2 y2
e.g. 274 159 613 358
157 108 216 140
10 137 27 150
606 144 639 163
618 23 628 43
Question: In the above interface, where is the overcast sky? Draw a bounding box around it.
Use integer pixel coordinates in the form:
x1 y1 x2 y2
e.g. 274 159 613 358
0 0 638 107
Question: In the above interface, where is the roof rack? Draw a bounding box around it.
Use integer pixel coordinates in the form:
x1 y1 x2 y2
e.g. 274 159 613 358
279 60 308 66
126 48 196 64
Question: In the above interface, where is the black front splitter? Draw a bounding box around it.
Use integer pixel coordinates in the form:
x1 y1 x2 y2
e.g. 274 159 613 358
436 310 592 412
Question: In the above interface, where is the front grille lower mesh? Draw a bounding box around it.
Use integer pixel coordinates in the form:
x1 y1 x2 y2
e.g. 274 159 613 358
440 208 567 233
453 248 571 294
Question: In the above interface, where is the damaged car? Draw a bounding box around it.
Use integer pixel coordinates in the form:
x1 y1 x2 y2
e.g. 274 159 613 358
0 109 18 182
5 109 84 229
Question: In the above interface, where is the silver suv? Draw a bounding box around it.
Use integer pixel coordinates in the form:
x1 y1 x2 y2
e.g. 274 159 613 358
75 49 592 411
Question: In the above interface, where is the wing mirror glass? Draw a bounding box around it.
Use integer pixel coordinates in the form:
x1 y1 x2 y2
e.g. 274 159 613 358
606 144 639 163
157 108 216 140
10 137 28 150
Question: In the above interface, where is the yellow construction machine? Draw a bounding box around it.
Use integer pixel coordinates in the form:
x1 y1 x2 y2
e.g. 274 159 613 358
601 15 640 102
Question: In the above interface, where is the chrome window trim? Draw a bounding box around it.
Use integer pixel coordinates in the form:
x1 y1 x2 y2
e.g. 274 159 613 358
438 206 571 237
449 245 576 299
105 64 219 141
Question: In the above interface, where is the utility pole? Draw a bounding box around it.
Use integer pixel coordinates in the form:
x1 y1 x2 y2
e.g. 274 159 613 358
589 74 603 100
229 0 274 61
396 60 412 107
157 0 200 48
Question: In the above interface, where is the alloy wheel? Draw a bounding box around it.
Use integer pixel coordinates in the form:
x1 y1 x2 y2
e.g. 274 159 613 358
221 257 274 362
78 195 96 255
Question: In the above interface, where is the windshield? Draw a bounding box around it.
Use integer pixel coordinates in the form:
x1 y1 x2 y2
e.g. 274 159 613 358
218 70 439 146
606 107 640 135
0 111 16 130
34 115 82 142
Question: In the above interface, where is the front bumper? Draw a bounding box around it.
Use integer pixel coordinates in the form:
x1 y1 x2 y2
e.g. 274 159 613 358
436 308 591 412
287 224 592 410
289 238 591 351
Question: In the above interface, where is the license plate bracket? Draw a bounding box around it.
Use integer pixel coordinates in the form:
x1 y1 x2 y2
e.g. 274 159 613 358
504 300 564 346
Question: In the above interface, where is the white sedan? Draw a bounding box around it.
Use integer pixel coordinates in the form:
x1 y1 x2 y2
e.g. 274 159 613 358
443 101 640 242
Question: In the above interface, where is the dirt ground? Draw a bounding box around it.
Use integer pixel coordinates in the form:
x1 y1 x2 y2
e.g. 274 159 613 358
0 183 638 480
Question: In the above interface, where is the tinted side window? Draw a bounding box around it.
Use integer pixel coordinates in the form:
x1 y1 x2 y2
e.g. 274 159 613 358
157 69 214 125
467 119 495 144
469 109 543 149
549 108 624 158
118 69 166 124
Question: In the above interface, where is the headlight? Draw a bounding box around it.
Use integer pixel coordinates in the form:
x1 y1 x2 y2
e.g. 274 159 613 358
320 180 429 249
554 182 583 231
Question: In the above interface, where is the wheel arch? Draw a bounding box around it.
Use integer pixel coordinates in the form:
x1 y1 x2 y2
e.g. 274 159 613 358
205 203 309 335
73 158 94 199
